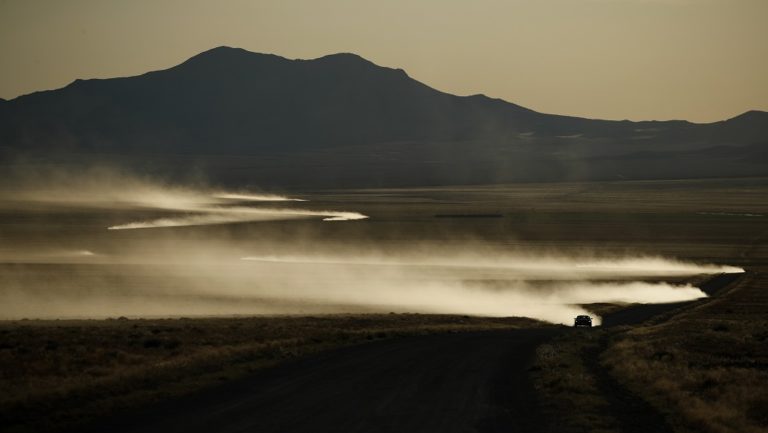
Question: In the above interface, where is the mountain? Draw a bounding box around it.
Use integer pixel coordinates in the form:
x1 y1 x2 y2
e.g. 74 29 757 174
1 46 766 187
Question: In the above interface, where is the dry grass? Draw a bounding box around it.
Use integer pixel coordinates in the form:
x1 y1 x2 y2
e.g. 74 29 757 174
603 271 768 433
0 313 538 433
530 328 622 433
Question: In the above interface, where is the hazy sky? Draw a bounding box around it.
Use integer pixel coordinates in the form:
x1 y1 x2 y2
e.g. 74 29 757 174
1 0 765 122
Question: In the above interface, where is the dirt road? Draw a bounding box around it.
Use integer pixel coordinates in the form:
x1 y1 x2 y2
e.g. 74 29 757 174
87 329 559 433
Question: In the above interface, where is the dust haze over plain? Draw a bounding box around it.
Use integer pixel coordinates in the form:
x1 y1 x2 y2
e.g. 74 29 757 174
0 168 743 325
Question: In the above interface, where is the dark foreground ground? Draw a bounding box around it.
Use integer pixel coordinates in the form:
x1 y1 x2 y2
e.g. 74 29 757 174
0 315 538 433
87 329 557 433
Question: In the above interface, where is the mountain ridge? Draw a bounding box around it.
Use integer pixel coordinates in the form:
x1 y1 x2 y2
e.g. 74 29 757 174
0 46 766 187
4 46 761 124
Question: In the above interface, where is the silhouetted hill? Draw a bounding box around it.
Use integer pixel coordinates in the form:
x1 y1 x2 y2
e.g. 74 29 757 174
0 46 766 186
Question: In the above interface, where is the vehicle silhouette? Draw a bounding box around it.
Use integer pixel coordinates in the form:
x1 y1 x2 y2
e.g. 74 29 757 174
574 315 593 327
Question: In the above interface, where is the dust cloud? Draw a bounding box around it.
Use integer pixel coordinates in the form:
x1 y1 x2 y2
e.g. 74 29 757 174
240 254 742 279
108 208 367 229
0 167 744 325
0 239 737 325
213 193 307 202
0 166 368 228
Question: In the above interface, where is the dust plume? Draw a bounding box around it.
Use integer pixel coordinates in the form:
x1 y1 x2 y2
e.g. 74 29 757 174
0 237 735 325
0 166 368 229
213 193 307 202
0 167 743 325
240 253 743 278
108 208 367 230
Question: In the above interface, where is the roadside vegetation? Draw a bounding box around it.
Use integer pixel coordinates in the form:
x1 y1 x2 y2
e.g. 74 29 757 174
533 270 768 433
530 327 622 433
603 270 768 433
0 313 538 433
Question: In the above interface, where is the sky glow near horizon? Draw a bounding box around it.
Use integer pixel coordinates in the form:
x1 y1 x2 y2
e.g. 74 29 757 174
0 0 765 122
